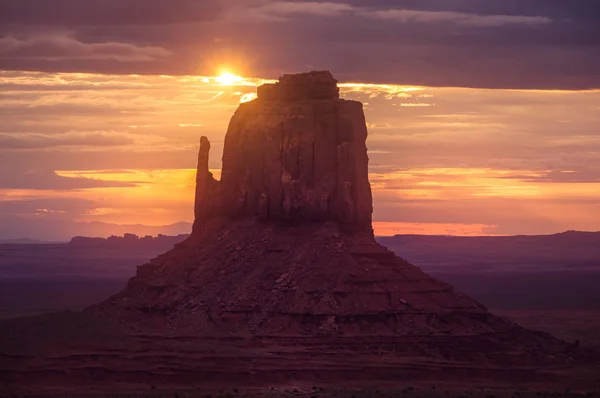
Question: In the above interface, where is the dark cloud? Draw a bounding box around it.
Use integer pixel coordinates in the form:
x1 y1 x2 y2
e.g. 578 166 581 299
362 10 551 26
0 1 598 89
0 0 225 26
0 35 171 62
0 169 143 190
0 147 200 172
0 197 94 218
0 132 136 149
326 0 600 20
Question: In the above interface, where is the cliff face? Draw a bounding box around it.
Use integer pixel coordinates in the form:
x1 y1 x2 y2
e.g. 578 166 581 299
194 71 373 232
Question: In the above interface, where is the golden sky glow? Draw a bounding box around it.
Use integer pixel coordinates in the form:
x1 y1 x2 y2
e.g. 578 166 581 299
215 72 243 86
1 71 599 237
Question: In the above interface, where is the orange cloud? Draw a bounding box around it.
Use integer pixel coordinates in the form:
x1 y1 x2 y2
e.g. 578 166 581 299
373 222 496 236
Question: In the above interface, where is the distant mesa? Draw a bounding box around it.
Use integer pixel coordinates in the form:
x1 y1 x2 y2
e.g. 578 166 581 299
0 71 596 393
0 238 47 244
69 233 189 248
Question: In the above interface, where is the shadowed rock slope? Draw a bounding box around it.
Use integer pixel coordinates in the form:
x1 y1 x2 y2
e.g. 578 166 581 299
0 72 596 394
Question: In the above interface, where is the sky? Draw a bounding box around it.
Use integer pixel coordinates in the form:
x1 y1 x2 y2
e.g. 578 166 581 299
1 0 599 238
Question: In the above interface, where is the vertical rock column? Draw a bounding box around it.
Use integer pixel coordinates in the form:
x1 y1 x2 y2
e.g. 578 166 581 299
193 136 220 230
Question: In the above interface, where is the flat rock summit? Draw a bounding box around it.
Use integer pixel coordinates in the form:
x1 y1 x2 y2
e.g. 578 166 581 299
0 71 597 394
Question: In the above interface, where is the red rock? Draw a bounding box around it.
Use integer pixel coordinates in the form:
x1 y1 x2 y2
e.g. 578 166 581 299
197 71 372 232
193 136 219 229
257 70 340 102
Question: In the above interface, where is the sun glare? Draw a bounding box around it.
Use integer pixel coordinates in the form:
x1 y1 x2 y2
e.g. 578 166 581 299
216 72 242 86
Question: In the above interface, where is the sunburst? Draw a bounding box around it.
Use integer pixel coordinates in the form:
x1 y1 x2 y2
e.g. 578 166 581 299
216 72 242 86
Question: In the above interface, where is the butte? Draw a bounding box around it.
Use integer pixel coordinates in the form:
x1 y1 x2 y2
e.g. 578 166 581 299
0 71 597 394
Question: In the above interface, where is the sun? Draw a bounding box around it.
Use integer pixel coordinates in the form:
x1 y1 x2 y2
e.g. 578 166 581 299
216 72 242 86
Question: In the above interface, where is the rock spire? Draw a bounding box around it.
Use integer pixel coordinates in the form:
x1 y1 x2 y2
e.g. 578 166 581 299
193 136 219 225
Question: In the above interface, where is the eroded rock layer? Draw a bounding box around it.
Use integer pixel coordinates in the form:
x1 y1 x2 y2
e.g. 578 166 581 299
257 70 340 102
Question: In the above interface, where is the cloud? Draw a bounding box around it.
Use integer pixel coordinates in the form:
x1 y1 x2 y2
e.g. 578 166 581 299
0 0 225 26
0 2 597 89
247 2 552 27
0 131 137 149
0 35 172 62
0 71 599 235
0 197 95 220
257 1 355 17
0 169 141 190
364 9 551 26
498 169 600 184
372 221 496 237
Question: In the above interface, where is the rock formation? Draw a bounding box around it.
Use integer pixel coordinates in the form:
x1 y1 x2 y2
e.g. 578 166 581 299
257 70 340 101
193 136 220 226
194 71 372 232
0 71 596 394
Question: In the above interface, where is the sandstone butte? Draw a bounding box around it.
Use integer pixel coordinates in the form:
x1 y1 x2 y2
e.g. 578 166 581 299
0 71 597 394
